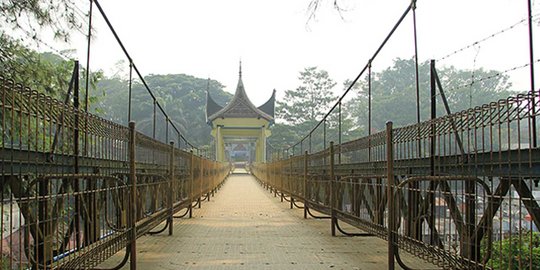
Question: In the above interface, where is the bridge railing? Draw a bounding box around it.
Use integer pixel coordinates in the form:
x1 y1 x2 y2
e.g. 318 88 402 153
0 76 231 269
252 90 540 269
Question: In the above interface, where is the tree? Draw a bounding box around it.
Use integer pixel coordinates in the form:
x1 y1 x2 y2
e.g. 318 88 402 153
271 67 338 150
269 59 515 152
0 0 85 42
277 66 337 125
0 34 102 101
95 74 232 147
0 1 93 103
346 58 513 133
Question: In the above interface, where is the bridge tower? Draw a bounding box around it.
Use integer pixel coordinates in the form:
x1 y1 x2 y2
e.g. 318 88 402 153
206 63 275 163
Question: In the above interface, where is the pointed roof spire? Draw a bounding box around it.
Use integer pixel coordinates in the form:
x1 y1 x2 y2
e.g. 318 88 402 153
206 61 274 123
239 59 242 78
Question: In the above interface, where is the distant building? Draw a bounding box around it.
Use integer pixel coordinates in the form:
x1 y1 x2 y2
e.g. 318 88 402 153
206 62 275 162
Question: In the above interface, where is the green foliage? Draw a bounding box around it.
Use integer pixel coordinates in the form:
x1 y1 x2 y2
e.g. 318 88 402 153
0 0 92 101
0 34 73 98
0 35 103 151
277 66 337 125
346 58 513 133
1 255 8 270
272 67 337 149
483 231 540 269
0 34 103 101
0 0 84 42
269 120 318 150
95 74 232 147
270 58 515 151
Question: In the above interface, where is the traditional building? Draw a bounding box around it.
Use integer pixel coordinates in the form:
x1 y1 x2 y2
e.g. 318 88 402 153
206 63 275 162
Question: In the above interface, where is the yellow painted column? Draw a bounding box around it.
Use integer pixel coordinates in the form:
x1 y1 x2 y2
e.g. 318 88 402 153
256 127 263 162
216 126 223 162
262 127 267 162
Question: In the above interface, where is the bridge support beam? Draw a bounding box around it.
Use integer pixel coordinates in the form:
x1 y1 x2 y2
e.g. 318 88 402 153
129 121 137 270
330 142 337 237
169 141 174 236
386 122 395 270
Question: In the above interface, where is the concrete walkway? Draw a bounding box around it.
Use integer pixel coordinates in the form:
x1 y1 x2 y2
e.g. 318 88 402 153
102 174 426 270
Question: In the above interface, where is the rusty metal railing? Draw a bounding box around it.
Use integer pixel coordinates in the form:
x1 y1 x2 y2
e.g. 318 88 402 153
0 76 231 269
252 90 540 269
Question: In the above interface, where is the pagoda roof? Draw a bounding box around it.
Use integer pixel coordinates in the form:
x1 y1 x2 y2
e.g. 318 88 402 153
206 63 275 123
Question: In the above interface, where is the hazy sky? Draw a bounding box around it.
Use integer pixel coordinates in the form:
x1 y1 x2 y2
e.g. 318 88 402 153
45 0 539 106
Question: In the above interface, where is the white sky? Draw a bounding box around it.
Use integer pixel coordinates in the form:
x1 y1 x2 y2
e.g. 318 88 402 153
42 0 540 106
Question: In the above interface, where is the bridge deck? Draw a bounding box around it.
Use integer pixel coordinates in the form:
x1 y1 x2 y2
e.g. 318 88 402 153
101 173 426 269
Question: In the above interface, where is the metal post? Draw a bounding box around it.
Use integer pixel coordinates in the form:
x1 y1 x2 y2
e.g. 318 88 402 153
528 0 537 147
429 60 438 244
152 100 156 139
338 102 342 164
323 120 327 150
84 1 93 113
386 122 395 270
430 60 437 172
330 142 336 236
128 62 133 122
368 61 372 162
199 156 203 208
168 141 174 236
309 134 312 154
304 151 308 219
409 4 423 235
189 150 194 218
72 61 81 248
281 157 287 202
128 122 137 270
412 0 421 158
207 158 211 201
165 117 169 143
83 1 93 156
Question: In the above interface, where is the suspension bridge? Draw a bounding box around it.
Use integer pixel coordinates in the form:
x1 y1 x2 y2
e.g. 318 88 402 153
2 0 540 269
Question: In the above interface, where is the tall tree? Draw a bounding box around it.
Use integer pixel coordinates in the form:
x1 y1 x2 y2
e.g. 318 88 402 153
0 0 85 41
277 66 337 125
346 58 513 133
0 1 90 101
270 67 337 150
95 74 232 147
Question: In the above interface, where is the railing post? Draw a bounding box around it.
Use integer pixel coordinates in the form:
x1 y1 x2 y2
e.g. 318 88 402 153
330 141 336 236
199 156 203 208
72 61 82 249
309 134 312 154
429 60 437 244
323 120 327 151
290 157 294 209
338 101 342 164
128 121 137 270
386 122 395 270
127 61 133 122
368 60 372 162
189 150 194 218
210 162 214 196
169 141 174 236
528 0 537 147
207 160 211 201
304 151 308 219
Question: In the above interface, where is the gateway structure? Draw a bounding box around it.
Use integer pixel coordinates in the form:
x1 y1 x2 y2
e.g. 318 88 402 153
206 64 275 162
